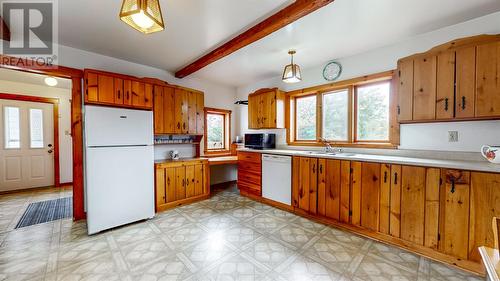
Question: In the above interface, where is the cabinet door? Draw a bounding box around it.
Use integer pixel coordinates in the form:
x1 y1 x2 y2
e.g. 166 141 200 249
469 172 500 261
360 162 381 232
196 92 205 135
339 161 351 223
425 168 440 250
413 56 437 120
260 91 276 128
456 47 476 118
194 164 204 196
436 52 455 119
174 89 189 134
123 80 132 106
309 158 318 215
439 169 470 259
114 78 124 105
153 86 164 134
350 161 362 226
317 159 327 217
296 157 315 213
476 42 500 117
248 94 260 129
185 165 195 198
389 165 402 238
188 92 197 134
397 60 413 122
165 168 176 203
131 81 145 107
379 164 391 234
98 75 115 104
163 87 175 134
175 166 186 200
325 159 342 221
144 83 153 108
86 72 98 102
155 168 166 207
400 166 426 245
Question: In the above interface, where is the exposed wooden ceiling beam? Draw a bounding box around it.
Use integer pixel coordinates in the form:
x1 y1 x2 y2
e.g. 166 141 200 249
0 16 10 41
175 0 334 78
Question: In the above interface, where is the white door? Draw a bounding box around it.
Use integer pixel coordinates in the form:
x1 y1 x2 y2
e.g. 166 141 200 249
0 99 54 192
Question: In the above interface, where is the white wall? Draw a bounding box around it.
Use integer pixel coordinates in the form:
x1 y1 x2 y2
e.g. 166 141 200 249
0 80 73 183
235 11 500 153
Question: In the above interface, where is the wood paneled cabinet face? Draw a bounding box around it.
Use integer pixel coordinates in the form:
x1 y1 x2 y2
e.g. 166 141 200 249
237 151 262 196
397 36 500 123
155 161 207 212
292 157 317 214
153 86 204 135
248 88 285 129
84 70 153 110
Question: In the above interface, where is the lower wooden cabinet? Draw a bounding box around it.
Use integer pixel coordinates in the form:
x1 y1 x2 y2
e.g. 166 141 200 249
237 151 262 196
287 155 500 275
155 159 209 212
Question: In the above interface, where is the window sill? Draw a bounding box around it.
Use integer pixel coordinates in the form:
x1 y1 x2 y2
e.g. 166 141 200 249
287 142 398 149
203 150 232 157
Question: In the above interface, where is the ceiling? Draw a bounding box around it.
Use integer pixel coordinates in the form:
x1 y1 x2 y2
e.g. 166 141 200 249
57 0 500 87
0 68 72 90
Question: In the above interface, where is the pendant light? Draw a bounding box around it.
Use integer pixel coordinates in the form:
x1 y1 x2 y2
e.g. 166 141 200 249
120 0 164 34
282 50 302 83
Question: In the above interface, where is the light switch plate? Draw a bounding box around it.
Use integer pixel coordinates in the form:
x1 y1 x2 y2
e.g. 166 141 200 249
448 131 459 142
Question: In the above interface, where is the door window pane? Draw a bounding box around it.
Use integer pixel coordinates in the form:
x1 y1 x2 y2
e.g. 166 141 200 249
323 89 349 141
296 95 317 141
4 106 21 149
356 82 390 141
207 113 224 150
30 109 44 148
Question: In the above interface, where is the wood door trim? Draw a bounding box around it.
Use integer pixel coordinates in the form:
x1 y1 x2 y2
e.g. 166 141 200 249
0 54 85 221
0 93 61 187
174 0 334 78
0 16 10 41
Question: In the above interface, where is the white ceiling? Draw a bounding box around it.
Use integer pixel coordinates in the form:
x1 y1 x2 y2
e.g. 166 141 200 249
57 0 500 87
0 68 72 90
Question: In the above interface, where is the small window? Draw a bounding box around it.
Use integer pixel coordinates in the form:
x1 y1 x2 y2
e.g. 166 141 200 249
204 108 232 155
206 113 224 150
356 82 390 141
322 89 349 141
29 109 44 148
295 95 317 141
4 106 21 149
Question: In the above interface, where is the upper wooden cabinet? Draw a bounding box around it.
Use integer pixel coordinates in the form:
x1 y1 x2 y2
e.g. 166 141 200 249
397 34 500 123
84 69 152 110
153 85 204 135
248 88 285 129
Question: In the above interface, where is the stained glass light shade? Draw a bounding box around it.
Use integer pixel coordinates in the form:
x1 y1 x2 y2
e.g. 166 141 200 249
120 0 164 34
282 51 302 83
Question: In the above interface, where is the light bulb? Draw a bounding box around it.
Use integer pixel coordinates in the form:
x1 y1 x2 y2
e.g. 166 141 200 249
44 77 58 86
132 10 154 29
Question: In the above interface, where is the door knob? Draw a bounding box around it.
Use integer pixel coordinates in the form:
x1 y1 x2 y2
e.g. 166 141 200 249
48 149 53 154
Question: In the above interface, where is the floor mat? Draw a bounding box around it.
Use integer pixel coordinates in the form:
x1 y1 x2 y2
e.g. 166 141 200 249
15 197 72 229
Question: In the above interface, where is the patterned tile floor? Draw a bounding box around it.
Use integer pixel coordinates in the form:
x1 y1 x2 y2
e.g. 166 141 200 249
0 185 483 281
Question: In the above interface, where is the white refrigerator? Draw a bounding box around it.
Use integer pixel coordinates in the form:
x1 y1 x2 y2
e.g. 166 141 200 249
84 105 155 234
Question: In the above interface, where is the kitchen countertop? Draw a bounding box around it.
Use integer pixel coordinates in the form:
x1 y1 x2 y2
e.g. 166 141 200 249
239 148 500 173
154 158 208 165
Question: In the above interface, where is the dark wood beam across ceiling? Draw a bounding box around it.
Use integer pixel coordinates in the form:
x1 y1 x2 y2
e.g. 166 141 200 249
174 0 334 78
0 16 10 41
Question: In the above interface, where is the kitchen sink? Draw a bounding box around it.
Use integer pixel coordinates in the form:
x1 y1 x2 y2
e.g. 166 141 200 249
299 151 357 157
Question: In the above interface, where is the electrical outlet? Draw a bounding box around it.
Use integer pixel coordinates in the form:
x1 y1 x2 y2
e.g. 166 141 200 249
448 131 459 142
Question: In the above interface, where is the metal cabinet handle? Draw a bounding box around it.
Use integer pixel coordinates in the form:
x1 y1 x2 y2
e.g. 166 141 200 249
117 90 121 99
462 96 466 110
319 164 323 174
167 177 170 185
312 164 316 174
384 171 388 183
444 98 449 111
397 105 401 115
394 172 398 185
450 179 455 193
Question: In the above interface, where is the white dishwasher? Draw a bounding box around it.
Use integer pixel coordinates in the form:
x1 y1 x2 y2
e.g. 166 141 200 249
262 154 292 206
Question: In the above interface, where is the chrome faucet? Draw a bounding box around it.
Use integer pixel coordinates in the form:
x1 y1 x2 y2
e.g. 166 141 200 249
319 138 342 154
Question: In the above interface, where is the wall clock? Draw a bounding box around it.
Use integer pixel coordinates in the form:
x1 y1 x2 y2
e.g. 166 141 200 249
323 61 342 81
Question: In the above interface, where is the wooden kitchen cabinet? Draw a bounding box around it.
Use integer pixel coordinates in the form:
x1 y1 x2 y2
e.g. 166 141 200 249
154 86 204 135
237 151 262 196
397 35 500 123
292 156 318 214
248 88 285 129
400 166 427 245
317 159 351 222
155 159 208 212
84 69 153 110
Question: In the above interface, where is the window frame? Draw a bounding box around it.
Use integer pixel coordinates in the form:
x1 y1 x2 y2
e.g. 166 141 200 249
293 93 318 142
203 107 232 156
3 105 21 149
286 71 398 148
29 108 45 149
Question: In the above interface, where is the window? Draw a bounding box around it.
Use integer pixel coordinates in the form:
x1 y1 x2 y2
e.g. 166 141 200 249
204 108 232 155
295 95 317 141
4 106 21 149
30 108 44 148
323 89 349 141
356 82 390 141
287 71 395 147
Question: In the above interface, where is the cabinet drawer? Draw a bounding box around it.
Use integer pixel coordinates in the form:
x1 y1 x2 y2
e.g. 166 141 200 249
238 171 261 186
238 161 261 173
238 152 261 164
238 181 261 195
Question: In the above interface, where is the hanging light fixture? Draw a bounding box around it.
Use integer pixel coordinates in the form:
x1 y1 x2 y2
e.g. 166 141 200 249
282 50 302 83
120 0 165 34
